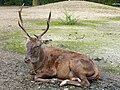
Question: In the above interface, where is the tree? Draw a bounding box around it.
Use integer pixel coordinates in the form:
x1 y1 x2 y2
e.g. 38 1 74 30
0 0 4 5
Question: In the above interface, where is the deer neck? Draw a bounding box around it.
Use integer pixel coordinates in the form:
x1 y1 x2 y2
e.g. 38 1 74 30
31 47 45 71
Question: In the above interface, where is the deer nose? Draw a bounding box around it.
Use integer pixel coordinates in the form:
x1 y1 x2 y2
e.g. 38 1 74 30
24 57 31 63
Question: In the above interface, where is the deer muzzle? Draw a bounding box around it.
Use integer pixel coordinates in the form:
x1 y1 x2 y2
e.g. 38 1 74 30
24 56 31 63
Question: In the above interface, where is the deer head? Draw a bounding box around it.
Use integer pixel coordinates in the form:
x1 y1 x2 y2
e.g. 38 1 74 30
18 4 51 63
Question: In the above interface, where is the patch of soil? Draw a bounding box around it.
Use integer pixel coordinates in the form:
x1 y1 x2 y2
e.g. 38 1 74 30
0 50 120 90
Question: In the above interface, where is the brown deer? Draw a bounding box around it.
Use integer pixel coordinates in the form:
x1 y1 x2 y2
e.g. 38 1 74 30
18 4 100 87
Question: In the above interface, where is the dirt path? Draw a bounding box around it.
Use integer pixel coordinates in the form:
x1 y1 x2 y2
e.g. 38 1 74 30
0 1 120 90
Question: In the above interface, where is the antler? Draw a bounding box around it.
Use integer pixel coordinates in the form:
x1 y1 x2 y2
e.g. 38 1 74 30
18 4 51 39
34 12 51 39
18 3 31 38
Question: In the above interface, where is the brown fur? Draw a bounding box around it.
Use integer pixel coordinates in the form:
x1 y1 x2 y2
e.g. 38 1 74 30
25 37 100 87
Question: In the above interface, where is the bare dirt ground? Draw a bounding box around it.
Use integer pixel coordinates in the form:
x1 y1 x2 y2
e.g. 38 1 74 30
0 1 120 90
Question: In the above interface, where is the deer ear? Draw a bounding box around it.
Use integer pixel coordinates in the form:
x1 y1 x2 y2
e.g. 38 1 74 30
42 39 52 44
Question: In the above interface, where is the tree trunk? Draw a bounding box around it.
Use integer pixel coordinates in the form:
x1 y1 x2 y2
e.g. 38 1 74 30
32 0 38 6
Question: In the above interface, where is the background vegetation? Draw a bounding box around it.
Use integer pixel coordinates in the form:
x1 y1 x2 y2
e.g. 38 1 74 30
86 0 120 6
0 0 65 6
0 0 119 6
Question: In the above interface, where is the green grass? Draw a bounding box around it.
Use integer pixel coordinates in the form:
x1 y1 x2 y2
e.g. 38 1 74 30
103 65 120 74
0 18 115 55
81 20 108 24
30 19 107 27
0 31 26 54
53 40 102 54
107 16 120 21
0 19 112 54
3 41 25 54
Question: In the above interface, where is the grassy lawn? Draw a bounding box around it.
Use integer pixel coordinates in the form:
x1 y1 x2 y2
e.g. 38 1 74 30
0 17 120 74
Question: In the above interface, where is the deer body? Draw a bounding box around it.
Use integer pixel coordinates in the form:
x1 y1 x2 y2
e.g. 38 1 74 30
26 38 99 87
34 46 95 79
18 5 99 87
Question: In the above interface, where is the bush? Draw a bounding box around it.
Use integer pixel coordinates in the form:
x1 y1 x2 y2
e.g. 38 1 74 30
60 11 79 25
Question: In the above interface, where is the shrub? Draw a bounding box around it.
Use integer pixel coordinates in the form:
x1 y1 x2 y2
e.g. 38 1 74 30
60 11 79 25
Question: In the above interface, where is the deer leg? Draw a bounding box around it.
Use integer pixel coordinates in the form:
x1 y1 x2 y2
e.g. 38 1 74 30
71 77 81 82
34 74 54 83
60 77 82 86
70 69 90 87
70 61 90 87
35 71 56 79
34 77 55 84
78 75 90 87
60 79 81 87
34 74 82 86
34 75 63 84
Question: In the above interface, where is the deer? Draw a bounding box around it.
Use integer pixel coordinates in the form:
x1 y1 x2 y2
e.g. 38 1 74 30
18 4 100 87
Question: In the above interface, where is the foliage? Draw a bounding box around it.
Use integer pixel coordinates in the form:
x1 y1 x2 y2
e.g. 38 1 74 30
3 0 20 5
60 11 79 25
0 0 65 6
0 0 119 6
86 0 119 6
0 0 4 5
2 0 32 6
38 0 65 5
112 3 120 7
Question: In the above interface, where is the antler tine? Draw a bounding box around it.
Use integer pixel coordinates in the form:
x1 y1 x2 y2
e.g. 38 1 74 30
18 3 24 26
18 3 31 38
39 11 51 38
